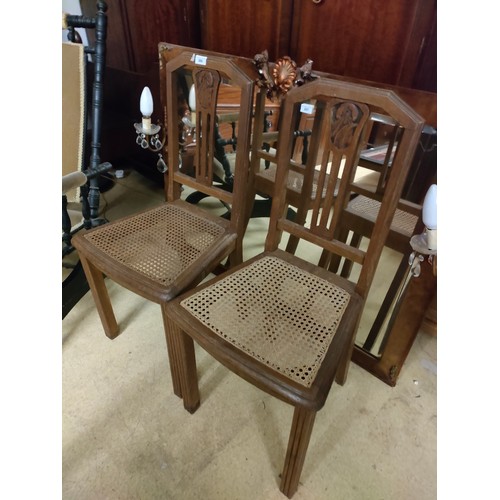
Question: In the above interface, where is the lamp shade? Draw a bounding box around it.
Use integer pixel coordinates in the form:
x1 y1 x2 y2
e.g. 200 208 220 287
140 86 154 117
422 184 437 230
188 84 196 111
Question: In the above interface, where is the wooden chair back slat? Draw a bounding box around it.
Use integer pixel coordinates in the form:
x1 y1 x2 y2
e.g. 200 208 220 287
192 68 220 185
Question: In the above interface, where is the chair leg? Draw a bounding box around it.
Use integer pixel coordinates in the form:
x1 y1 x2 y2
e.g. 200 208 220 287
334 318 360 386
161 306 184 399
79 254 119 339
280 406 317 498
178 334 200 414
163 312 200 413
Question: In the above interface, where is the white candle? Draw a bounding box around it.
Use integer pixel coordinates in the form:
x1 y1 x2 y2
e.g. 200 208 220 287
140 86 154 132
188 84 196 125
422 184 437 251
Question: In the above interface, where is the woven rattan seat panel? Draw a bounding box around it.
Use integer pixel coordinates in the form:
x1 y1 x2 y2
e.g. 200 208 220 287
257 166 327 198
83 204 226 286
347 195 418 237
181 255 351 388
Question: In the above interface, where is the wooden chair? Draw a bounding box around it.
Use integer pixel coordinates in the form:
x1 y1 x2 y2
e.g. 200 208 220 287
72 48 260 397
164 78 423 497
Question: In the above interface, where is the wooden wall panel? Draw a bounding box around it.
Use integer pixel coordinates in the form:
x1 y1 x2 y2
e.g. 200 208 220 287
408 2 437 92
290 0 436 92
80 0 133 71
200 0 293 61
124 0 201 73
76 0 436 177
83 0 435 90
84 0 202 73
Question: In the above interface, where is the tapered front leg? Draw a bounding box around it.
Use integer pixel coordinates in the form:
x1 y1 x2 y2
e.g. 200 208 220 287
280 406 317 498
79 253 119 339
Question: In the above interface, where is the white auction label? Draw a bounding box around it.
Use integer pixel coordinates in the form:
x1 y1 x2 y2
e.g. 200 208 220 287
300 103 315 114
194 54 207 66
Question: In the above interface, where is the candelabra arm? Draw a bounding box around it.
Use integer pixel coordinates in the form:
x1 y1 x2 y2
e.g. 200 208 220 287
134 122 166 153
409 232 437 277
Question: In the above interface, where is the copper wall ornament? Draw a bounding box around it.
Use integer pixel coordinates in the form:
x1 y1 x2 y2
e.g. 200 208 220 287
253 50 318 101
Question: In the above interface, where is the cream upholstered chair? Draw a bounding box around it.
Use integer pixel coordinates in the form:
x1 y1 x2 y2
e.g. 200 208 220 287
72 47 262 397
164 77 423 497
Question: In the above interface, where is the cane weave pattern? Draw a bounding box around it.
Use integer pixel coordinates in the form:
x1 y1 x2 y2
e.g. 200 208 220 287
181 255 351 388
83 204 226 286
347 195 418 237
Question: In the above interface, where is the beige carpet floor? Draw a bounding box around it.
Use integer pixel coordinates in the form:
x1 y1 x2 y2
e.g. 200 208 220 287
62 169 437 499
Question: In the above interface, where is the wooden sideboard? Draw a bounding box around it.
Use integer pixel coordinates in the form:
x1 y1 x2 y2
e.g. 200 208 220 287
82 0 436 93
200 0 436 93
78 0 436 175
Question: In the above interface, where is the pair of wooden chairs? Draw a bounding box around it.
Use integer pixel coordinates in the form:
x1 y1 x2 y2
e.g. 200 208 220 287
72 45 423 497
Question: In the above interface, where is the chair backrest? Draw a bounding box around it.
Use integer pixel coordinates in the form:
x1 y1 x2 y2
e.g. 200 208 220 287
265 78 424 299
159 44 265 265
